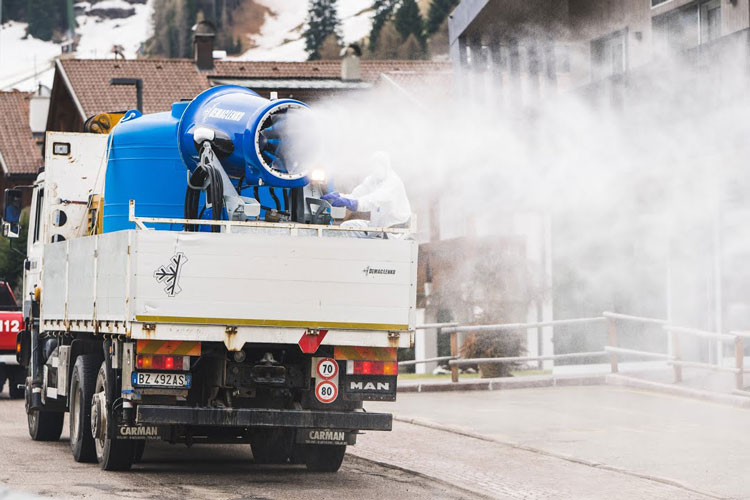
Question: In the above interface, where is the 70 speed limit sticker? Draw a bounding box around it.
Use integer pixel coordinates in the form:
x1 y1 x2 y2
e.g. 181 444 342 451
315 380 338 403
312 357 340 403
316 358 338 379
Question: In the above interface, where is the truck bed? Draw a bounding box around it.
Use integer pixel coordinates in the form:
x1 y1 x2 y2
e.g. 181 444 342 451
41 229 416 349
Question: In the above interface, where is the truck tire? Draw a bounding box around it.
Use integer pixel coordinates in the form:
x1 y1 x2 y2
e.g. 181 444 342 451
250 428 295 464
9 366 25 399
304 445 346 472
92 361 133 471
25 372 63 441
132 441 146 463
69 354 99 462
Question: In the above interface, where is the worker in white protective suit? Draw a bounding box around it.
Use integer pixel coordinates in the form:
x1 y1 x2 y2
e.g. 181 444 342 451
321 152 411 235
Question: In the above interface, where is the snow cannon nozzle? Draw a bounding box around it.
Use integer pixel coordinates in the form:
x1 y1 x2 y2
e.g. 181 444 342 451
177 85 315 188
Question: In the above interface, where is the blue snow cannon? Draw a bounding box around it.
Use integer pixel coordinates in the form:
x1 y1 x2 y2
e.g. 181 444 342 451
102 85 315 233
176 85 312 188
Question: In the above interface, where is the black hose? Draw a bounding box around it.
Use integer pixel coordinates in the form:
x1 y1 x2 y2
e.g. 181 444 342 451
184 152 224 232
270 188 281 211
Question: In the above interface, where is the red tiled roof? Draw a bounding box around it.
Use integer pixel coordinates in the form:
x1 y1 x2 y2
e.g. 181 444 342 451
59 59 210 116
58 58 452 117
0 91 41 175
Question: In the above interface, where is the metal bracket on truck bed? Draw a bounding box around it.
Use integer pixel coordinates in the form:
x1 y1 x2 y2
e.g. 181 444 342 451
136 406 392 431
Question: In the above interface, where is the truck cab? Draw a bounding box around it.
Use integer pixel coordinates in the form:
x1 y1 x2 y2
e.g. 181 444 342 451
2 87 416 473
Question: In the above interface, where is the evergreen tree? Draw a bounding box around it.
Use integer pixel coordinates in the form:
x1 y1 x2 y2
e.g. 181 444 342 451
427 18 450 57
2 0 26 23
394 0 424 47
398 33 422 60
425 0 458 36
318 33 342 60
0 210 28 293
26 0 66 41
369 0 397 53
372 20 400 59
304 0 341 61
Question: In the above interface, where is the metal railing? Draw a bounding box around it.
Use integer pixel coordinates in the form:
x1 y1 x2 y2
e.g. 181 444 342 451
404 311 748 390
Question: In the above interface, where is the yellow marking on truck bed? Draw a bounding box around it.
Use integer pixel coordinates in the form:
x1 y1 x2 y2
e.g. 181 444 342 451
136 340 201 356
134 315 409 331
334 346 398 361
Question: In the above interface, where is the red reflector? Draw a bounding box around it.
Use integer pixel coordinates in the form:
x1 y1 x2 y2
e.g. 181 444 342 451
351 361 398 375
136 355 187 371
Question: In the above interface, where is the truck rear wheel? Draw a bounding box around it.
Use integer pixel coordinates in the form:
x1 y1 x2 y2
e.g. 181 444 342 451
304 444 346 472
251 428 295 464
70 354 99 462
132 441 146 463
25 370 63 441
9 366 25 399
92 361 133 470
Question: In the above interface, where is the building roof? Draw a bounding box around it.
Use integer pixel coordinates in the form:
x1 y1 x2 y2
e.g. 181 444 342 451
55 58 452 118
0 91 41 176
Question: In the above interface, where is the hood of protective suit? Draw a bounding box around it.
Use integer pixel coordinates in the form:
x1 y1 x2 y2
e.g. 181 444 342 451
346 152 411 228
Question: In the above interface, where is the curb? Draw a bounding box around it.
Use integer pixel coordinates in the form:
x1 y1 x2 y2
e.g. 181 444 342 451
605 374 750 409
398 374 606 393
391 416 726 500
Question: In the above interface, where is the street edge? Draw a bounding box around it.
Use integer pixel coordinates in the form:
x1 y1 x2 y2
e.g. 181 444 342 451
344 454 496 500
390 415 727 500
398 374 606 393
605 374 750 409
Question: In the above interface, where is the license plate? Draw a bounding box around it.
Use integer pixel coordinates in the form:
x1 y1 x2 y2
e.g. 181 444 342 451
132 372 191 388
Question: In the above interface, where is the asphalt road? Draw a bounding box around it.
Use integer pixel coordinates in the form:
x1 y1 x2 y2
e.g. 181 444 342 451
2 384 745 499
0 393 481 500
369 385 750 499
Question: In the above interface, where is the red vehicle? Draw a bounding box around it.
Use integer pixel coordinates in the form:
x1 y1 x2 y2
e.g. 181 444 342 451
0 280 24 399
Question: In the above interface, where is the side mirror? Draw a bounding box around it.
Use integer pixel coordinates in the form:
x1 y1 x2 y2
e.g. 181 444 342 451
3 189 22 224
2 189 22 240
2 222 19 239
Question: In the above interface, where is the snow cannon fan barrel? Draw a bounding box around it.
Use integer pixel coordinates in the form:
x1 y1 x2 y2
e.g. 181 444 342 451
177 85 312 188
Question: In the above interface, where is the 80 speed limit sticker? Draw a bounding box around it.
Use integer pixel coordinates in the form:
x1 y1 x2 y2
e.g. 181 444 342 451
315 380 338 403
316 358 338 379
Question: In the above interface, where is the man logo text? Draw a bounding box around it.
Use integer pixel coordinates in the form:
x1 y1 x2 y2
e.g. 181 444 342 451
350 381 390 391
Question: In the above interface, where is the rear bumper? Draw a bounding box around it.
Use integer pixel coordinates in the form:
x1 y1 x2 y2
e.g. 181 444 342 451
136 405 392 431
0 354 18 365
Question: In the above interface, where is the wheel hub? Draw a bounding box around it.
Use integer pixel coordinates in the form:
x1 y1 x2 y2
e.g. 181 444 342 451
91 392 107 440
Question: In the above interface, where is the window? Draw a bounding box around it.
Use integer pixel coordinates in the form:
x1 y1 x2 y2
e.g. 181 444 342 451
653 1 721 53
653 5 699 53
591 31 627 80
652 0 671 6
700 0 721 44
32 188 43 243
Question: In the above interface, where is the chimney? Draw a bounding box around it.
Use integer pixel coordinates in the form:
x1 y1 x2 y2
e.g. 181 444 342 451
341 43 362 82
29 84 50 135
192 20 216 71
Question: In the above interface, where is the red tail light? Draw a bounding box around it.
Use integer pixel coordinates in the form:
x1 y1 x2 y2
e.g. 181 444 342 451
347 360 398 375
136 355 189 371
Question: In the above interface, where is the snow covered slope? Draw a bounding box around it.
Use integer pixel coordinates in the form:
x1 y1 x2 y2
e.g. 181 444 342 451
234 0 374 61
0 0 374 91
0 0 153 91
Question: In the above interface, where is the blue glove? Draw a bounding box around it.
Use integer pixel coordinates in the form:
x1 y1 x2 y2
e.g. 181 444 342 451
337 197 358 211
321 192 340 203
321 193 358 211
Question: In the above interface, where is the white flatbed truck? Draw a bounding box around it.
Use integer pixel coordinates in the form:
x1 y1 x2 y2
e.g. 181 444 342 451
4 127 416 472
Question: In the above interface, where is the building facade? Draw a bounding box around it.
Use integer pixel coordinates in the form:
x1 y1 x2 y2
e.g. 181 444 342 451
446 0 750 366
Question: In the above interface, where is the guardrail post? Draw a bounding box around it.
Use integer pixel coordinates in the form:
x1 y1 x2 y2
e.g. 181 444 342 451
671 330 682 383
607 317 618 374
450 330 459 383
735 336 744 391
